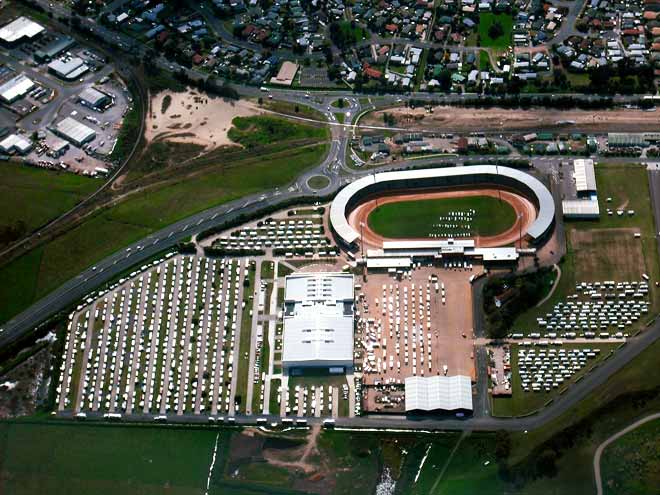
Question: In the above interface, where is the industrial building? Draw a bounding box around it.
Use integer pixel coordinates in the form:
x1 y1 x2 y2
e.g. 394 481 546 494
48 57 89 80
53 117 96 146
0 74 35 103
607 133 649 148
34 35 76 63
282 273 354 373
78 87 111 110
0 17 44 46
572 159 597 196
404 375 473 413
562 159 600 219
270 61 299 86
561 199 600 219
0 134 32 155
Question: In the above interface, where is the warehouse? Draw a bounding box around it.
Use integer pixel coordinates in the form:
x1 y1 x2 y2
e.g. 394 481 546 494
573 159 597 196
0 17 44 46
405 375 473 413
562 199 600 219
34 35 76 63
0 133 32 154
0 74 35 103
282 273 354 373
78 87 111 110
48 57 89 80
607 133 648 148
53 117 96 146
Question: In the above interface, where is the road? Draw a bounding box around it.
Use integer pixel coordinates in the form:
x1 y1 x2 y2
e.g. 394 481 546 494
593 412 660 495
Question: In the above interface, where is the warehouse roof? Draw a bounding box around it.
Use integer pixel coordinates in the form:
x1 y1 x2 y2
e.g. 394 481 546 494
0 17 44 44
562 199 600 217
48 57 87 79
54 117 95 144
0 74 34 102
282 273 354 367
330 166 555 244
79 87 109 107
573 159 596 192
405 375 473 412
0 133 32 154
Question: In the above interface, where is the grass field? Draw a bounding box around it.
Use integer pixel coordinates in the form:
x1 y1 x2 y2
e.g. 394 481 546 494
306 175 330 190
600 418 660 495
228 116 328 148
367 196 517 238
0 164 101 245
478 13 514 49
0 143 328 326
0 422 220 494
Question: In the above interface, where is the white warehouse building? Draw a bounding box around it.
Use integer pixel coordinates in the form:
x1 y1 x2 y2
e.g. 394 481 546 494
405 375 473 413
282 273 354 373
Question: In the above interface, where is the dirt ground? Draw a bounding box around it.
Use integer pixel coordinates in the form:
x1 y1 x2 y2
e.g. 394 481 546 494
357 265 476 412
0 348 51 419
347 188 536 250
364 106 660 133
571 228 645 281
145 89 262 149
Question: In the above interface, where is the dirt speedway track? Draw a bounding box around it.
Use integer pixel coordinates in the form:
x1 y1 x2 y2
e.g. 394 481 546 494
347 188 537 250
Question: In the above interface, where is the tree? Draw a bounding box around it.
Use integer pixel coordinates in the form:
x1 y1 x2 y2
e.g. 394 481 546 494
488 21 504 40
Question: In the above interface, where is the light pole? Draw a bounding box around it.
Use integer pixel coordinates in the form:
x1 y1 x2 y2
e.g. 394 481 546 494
518 212 523 249
360 221 365 259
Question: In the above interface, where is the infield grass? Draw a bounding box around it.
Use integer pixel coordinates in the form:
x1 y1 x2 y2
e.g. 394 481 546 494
367 195 517 239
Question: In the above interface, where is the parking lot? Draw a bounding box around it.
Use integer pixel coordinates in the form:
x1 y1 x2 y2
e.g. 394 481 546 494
56 254 249 416
356 263 477 413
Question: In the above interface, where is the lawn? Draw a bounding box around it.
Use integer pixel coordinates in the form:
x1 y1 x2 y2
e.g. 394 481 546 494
600 418 660 495
367 196 517 238
478 13 514 49
0 163 101 246
306 175 330 190
228 116 328 148
0 143 328 326
0 422 221 494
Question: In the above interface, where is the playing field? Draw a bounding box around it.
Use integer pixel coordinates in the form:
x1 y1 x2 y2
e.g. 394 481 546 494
367 195 517 239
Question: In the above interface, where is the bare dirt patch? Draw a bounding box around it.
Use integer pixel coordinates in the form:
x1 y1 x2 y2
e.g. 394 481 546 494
365 106 660 133
571 228 645 281
145 89 262 149
0 348 51 418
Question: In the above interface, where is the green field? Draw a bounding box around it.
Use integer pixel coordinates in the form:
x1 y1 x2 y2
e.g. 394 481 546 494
306 175 330 190
0 164 101 246
228 116 328 148
600 418 660 495
0 143 328 326
367 196 517 239
478 13 514 49
0 422 221 494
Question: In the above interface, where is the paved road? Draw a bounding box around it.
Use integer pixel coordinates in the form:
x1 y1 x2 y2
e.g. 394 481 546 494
593 412 660 495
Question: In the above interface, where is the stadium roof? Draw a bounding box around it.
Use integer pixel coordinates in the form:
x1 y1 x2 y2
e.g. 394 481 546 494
573 159 596 192
0 17 44 44
54 117 95 145
405 375 473 412
0 74 34 102
330 166 555 244
282 273 354 368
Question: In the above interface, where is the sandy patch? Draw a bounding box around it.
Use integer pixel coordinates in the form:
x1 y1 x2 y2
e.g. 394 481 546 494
145 89 263 149
364 106 660 134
